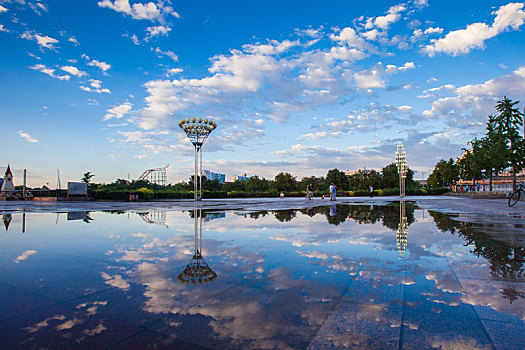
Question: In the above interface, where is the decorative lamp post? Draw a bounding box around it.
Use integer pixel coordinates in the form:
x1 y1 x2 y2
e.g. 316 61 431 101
395 142 408 198
178 117 217 201
178 209 217 285
396 200 408 258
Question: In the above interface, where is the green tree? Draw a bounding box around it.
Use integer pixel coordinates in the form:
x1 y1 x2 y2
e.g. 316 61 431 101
478 115 508 191
458 139 484 187
494 96 525 190
381 162 417 189
325 168 349 191
222 180 247 192
347 169 381 190
273 172 297 192
245 175 270 192
427 159 459 188
81 172 95 183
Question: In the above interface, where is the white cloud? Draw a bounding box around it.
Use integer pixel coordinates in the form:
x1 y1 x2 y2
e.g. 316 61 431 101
146 25 171 38
354 61 415 89
154 47 178 62
398 105 413 113
100 272 130 291
60 65 88 77
330 27 368 49
0 5 8 13
365 4 406 31
30 64 70 80
297 131 328 140
243 39 300 55
80 79 111 93
0 24 8 32
133 154 151 159
97 0 176 22
36 3 48 12
424 27 443 35
423 66 525 126
166 67 183 75
82 54 111 72
17 130 39 143
422 2 525 57
14 250 37 263
21 31 59 49
104 102 133 120
68 36 80 46
130 33 140 45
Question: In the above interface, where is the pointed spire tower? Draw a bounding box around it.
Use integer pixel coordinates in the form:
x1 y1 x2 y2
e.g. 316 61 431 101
0 165 15 197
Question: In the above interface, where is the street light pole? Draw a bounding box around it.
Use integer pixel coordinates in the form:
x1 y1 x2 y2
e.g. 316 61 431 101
178 117 218 201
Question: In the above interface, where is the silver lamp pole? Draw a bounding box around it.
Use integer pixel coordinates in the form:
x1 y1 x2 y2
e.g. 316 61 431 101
178 117 217 201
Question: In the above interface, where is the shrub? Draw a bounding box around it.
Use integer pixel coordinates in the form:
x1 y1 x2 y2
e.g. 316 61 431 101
137 187 154 200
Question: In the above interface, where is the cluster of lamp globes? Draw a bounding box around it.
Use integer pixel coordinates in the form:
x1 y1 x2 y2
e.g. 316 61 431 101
178 117 217 136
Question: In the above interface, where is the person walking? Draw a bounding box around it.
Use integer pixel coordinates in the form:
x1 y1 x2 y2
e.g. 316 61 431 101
369 185 374 197
307 183 314 200
329 183 334 201
333 184 337 201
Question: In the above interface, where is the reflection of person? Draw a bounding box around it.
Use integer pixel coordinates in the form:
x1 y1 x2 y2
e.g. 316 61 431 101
329 183 335 201
329 204 336 216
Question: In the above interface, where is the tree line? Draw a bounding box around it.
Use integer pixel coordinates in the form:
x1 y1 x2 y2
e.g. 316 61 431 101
91 161 419 195
427 97 525 191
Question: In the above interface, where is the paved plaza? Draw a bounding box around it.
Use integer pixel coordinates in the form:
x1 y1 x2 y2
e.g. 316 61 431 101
0 195 523 349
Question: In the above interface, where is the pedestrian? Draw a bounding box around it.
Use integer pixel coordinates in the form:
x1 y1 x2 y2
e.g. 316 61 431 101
333 184 337 201
329 204 336 216
369 185 374 197
329 183 334 201
307 183 314 200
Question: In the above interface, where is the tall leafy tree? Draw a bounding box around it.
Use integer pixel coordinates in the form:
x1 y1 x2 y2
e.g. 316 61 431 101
325 168 349 191
427 159 459 188
347 169 381 190
478 115 508 191
245 175 270 192
458 142 484 187
381 162 416 189
494 96 525 190
273 172 297 192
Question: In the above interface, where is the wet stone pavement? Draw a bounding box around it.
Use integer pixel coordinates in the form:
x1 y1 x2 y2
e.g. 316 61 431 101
0 196 523 349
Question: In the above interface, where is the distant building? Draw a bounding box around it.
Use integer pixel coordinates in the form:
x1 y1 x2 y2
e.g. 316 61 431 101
203 170 226 183
0 165 14 197
232 173 250 181
345 167 368 176
204 212 226 221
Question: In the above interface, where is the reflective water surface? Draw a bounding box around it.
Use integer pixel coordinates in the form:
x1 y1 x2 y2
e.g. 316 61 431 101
0 203 523 349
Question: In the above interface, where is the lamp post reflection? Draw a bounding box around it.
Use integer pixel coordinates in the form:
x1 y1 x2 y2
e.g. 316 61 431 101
396 201 408 257
178 209 217 285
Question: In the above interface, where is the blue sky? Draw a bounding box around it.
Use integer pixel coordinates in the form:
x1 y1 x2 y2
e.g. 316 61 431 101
1 0 525 187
